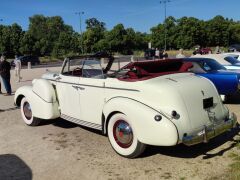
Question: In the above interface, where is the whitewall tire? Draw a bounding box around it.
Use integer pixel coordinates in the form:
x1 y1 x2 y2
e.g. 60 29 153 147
107 113 146 158
20 97 41 126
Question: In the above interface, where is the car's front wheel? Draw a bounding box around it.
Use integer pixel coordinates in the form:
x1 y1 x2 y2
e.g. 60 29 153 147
107 113 146 158
20 97 41 126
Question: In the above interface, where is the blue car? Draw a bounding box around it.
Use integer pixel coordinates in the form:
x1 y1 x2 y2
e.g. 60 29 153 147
183 58 240 99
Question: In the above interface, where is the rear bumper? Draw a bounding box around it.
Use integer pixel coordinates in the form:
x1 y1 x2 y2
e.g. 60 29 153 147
182 113 237 146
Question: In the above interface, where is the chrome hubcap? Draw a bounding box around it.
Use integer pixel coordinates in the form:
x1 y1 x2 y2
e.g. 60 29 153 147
23 102 32 120
113 120 133 148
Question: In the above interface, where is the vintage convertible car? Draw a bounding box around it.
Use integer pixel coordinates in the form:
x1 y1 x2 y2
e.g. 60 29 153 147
14 54 237 158
183 57 240 101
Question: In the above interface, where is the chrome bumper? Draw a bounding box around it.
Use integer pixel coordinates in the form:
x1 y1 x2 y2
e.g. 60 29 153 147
182 113 237 146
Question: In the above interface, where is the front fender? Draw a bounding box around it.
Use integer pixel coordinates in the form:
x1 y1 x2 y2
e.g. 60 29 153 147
103 97 179 146
14 85 60 120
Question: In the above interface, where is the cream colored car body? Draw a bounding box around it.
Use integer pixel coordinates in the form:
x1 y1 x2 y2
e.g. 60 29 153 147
14 58 236 149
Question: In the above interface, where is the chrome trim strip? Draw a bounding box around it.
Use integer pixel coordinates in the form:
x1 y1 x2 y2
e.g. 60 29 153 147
106 96 171 120
61 114 102 130
32 90 55 103
43 78 139 92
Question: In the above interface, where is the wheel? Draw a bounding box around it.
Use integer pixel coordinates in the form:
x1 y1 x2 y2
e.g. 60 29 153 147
107 113 146 158
20 97 41 126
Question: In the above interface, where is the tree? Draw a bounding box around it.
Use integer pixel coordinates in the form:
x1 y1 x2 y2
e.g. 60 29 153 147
19 32 35 55
229 23 240 45
27 15 74 56
86 18 105 30
205 15 231 47
106 24 127 53
175 17 206 49
83 18 106 53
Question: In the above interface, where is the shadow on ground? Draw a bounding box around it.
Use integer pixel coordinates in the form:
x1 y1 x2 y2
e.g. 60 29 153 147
39 118 78 129
0 107 19 113
142 126 240 159
37 116 240 159
0 154 32 180
40 118 103 135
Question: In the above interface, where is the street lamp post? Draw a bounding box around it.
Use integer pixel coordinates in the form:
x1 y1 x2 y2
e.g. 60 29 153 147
75 11 84 54
160 0 170 50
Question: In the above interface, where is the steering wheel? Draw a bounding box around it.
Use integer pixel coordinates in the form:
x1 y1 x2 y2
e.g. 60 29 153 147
72 67 82 76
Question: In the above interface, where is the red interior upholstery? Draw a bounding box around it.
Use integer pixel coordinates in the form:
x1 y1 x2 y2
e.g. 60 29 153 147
118 59 192 82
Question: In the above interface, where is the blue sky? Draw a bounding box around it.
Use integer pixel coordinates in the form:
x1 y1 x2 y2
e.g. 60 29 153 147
0 0 239 33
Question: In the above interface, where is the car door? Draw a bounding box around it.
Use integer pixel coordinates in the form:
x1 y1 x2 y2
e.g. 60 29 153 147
78 60 106 128
55 59 81 119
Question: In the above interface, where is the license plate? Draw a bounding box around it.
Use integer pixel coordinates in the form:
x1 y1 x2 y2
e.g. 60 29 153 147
203 97 213 109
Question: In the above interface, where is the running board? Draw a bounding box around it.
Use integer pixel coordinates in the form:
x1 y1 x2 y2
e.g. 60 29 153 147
61 114 102 130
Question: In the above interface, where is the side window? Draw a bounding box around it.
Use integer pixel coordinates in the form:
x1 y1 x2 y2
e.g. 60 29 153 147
62 59 83 76
203 62 211 71
82 60 105 79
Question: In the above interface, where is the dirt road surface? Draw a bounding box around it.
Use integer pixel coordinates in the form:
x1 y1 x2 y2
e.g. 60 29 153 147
0 65 239 180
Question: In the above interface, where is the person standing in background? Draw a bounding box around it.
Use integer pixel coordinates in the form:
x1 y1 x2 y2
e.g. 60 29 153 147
0 55 12 95
176 48 186 58
155 48 160 59
162 50 168 59
14 55 22 82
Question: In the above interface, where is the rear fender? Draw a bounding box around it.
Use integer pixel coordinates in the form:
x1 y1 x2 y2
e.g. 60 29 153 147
103 97 179 146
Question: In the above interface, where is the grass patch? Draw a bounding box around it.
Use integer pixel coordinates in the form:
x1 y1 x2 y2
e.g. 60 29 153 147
39 56 62 63
227 139 240 180
166 50 194 57
228 154 240 180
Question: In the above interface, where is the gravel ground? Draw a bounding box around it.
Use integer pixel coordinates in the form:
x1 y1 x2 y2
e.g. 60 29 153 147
0 65 239 180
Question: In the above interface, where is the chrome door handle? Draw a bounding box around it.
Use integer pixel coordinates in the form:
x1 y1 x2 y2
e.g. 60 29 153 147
79 86 85 90
72 85 85 90
72 85 79 90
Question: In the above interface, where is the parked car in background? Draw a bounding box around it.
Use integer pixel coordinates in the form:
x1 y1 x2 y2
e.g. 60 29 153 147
228 44 240 52
193 48 212 55
223 52 240 61
11 55 40 67
144 49 156 60
183 57 240 101
14 54 237 158
193 54 240 71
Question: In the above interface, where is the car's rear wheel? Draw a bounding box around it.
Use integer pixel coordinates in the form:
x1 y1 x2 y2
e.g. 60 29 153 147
107 113 146 158
20 97 41 126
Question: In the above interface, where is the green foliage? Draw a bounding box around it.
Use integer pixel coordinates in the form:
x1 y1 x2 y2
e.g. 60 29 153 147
83 18 106 53
150 15 240 50
0 15 240 58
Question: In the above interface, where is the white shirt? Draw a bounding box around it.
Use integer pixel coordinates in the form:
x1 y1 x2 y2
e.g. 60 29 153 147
14 58 21 70
176 53 186 58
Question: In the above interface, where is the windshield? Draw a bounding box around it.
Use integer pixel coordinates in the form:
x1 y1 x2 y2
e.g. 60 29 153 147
62 58 105 78
224 56 240 65
201 59 227 71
